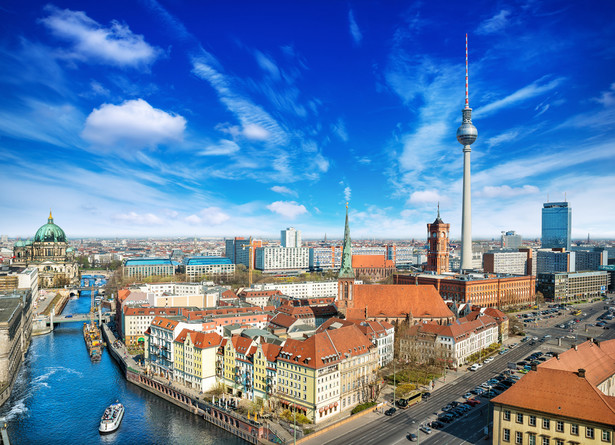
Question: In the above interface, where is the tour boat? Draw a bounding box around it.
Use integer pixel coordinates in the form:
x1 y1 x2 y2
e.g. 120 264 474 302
99 402 125 434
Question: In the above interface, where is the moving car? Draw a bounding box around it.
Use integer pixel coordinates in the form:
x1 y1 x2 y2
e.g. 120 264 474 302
384 407 396 416
419 426 432 434
407 433 418 442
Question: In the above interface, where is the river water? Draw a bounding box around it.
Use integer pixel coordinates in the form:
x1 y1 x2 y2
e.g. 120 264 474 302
0 295 246 445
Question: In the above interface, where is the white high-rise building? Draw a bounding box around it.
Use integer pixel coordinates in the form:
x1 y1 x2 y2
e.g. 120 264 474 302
281 227 301 248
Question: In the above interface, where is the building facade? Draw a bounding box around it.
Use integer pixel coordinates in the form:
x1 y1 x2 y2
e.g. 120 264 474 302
536 249 575 274
542 201 572 250
184 257 235 282
123 258 176 280
174 329 222 392
396 273 536 309
281 228 302 248
483 251 531 276
501 231 522 249
536 271 608 302
254 247 309 273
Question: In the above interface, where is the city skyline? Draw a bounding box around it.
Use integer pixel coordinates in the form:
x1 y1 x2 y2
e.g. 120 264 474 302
1 1 615 239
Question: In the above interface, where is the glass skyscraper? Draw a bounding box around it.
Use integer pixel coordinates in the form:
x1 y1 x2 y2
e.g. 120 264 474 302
541 202 572 250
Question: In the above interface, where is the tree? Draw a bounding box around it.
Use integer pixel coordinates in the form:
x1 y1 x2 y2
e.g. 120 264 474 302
76 255 90 269
535 291 545 306
508 315 525 336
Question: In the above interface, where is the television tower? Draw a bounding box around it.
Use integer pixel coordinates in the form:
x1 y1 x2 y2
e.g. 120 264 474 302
457 34 478 271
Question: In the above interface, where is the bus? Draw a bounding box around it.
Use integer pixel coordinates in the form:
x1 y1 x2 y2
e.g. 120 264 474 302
406 391 422 407
573 309 582 316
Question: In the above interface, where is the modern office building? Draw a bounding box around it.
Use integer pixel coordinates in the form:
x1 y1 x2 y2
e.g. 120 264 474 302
281 227 301 248
542 201 572 250
123 258 176 280
483 251 531 276
184 257 235 282
536 270 608 302
536 249 575 274
254 247 309 273
224 237 261 267
501 230 522 249
573 249 608 271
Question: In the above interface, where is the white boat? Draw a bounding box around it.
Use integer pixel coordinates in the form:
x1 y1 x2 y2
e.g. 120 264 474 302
99 402 124 434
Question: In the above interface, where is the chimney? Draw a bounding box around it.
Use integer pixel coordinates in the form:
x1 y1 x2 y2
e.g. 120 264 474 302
578 368 586 378
531 363 537 371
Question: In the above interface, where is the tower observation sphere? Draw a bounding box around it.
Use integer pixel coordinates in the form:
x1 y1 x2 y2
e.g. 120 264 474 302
456 108 478 146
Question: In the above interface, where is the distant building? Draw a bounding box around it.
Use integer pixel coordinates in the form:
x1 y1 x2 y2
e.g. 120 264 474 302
123 258 176 280
251 281 338 299
309 246 342 271
254 247 309 274
483 250 531 276
500 230 522 249
536 249 575 274
281 227 301 248
183 257 235 282
542 201 572 250
351 254 396 281
573 249 608 271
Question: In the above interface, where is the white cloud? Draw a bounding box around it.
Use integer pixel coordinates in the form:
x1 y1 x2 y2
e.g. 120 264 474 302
475 184 539 198
40 6 161 68
332 118 349 142
476 77 564 118
81 99 186 149
254 50 280 80
112 211 164 225
593 83 615 107
199 139 240 156
243 123 270 140
476 10 512 35
344 186 352 202
185 207 230 225
408 190 445 205
485 130 519 148
271 186 297 197
266 201 308 219
348 9 363 45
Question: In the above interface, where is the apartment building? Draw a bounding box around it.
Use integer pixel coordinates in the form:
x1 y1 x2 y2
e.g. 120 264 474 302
174 329 222 392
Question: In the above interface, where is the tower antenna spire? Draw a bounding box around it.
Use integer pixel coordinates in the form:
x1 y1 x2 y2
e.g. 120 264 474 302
465 33 469 109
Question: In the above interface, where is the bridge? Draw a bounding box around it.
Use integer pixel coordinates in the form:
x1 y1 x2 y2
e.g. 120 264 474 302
51 312 115 324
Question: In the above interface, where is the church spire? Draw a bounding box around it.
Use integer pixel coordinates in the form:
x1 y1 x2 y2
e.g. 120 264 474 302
338 202 354 278
48 209 53 224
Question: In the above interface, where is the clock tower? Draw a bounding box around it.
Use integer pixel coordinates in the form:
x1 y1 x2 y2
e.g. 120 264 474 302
426 204 450 274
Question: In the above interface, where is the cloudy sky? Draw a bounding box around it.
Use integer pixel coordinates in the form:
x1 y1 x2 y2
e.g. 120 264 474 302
2 1 614 240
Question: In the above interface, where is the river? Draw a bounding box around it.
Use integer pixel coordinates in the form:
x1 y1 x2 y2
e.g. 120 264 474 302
0 295 246 445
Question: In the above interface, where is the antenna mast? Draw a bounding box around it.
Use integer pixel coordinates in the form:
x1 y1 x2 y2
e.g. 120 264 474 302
465 33 469 109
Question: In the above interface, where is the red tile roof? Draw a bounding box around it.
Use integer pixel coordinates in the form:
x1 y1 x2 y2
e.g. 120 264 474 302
540 339 615 387
261 342 282 363
280 325 374 369
268 313 299 329
492 367 615 426
151 316 179 331
348 284 454 320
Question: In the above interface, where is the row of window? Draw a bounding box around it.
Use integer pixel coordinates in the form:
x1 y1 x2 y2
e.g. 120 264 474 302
503 427 611 444
503 410 611 441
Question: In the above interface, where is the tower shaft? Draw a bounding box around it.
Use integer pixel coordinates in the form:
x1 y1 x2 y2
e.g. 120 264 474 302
461 146 472 270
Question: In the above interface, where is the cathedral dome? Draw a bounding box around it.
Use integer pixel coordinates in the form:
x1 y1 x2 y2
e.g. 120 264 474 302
14 240 25 248
34 212 67 243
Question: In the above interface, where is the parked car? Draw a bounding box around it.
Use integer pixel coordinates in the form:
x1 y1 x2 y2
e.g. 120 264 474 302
384 407 396 416
420 426 432 434
429 420 444 429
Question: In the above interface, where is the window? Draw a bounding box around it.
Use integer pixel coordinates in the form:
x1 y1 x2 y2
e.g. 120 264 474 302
556 421 563 432
543 418 550 429
541 438 549 445
503 428 510 442
571 424 579 435
603 430 611 441
528 434 536 445
529 416 536 427
517 413 524 424
587 427 594 439
516 431 523 444
504 410 511 421
555 440 563 445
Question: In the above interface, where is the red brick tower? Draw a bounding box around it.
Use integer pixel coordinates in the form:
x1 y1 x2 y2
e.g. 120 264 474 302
426 204 450 274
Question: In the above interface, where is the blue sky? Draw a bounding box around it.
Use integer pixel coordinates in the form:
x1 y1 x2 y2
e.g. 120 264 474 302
2 1 615 240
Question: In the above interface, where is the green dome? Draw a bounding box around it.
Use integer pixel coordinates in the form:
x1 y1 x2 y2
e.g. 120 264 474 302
34 212 67 243
25 239 33 246
14 240 25 247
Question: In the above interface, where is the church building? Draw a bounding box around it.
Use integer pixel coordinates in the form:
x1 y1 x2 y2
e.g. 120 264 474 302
336 205 454 325
13 212 79 288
